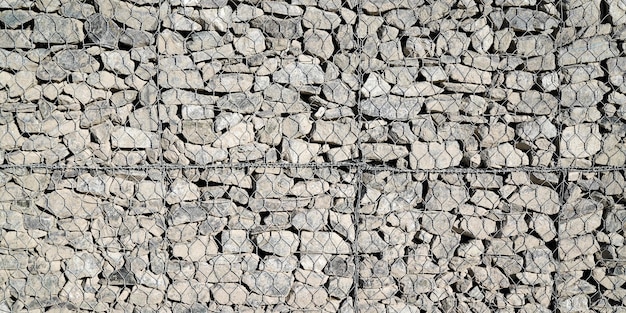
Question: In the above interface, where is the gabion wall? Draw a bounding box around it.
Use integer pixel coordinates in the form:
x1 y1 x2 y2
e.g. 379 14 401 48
0 0 625 311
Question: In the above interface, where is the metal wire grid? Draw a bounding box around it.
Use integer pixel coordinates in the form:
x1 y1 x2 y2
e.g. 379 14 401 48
0 0 624 311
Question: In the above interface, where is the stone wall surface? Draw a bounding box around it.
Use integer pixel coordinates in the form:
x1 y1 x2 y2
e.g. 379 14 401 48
0 0 624 311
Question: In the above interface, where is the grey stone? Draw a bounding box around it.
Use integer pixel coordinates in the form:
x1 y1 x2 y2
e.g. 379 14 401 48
54 49 99 73
390 82 443 97
0 10 33 28
85 13 121 47
481 143 529 168
120 28 154 47
300 231 351 254
31 15 84 44
101 51 135 76
234 28 265 56
250 16 303 39
410 141 462 170
424 182 469 211
206 74 254 93
515 35 554 57
507 91 557 115
256 231 300 257
273 62 325 86
361 95 422 121
186 31 223 51
95 0 158 31
311 120 358 145
304 29 334 60
561 80 609 108
111 126 157 149
303 7 340 30
216 92 262 114
0 30 34 49
505 8 559 32
559 36 619 66
65 252 102 278
182 120 218 145
446 64 492 85
35 189 99 219
261 1 303 16
243 271 293 296
560 124 602 158
516 117 558 141
509 185 560 215
362 143 409 162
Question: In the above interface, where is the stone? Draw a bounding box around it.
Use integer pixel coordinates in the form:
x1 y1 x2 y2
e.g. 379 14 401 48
477 123 515 147
322 80 355 105
300 231 350 254
54 49 99 73
84 13 121 47
303 29 334 60
65 252 101 279
206 74 254 93
282 138 320 163
515 35 554 57
507 91 557 115
560 124 602 158
361 95 422 121
273 62 325 86
505 71 535 91
505 8 559 32
256 231 300 257
101 51 135 76
446 64 491 85
111 126 157 149
186 31 223 52
166 179 200 204
250 16 303 39
158 70 204 89
391 82 443 97
471 267 510 290
509 185 559 215
157 29 186 55
31 15 84 44
516 117 558 142
243 271 293 296
184 144 228 164
358 231 388 253
481 143 529 168
436 30 470 56
96 0 158 31
561 80 609 108
213 122 254 149
559 36 619 66
212 283 248 305
303 7 340 30
35 189 99 219
311 120 358 145
0 10 32 28
181 120 218 145
410 141 463 169
531 213 557 242
221 230 254 253
261 1 304 16
455 216 497 239
421 211 455 235
0 30 34 48
234 28 265 56
424 182 469 212
362 143 409 162
216 92 263 114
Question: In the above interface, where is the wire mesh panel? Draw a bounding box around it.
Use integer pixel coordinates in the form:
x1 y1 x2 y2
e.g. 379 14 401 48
357 168 562 312
558 169 626 312
0 0 624 311
157 0 362 167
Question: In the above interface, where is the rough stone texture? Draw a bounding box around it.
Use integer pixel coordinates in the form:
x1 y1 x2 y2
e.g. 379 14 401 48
0 0 624 312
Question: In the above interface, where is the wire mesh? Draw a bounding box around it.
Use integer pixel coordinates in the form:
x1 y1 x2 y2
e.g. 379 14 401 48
0 0 624 311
